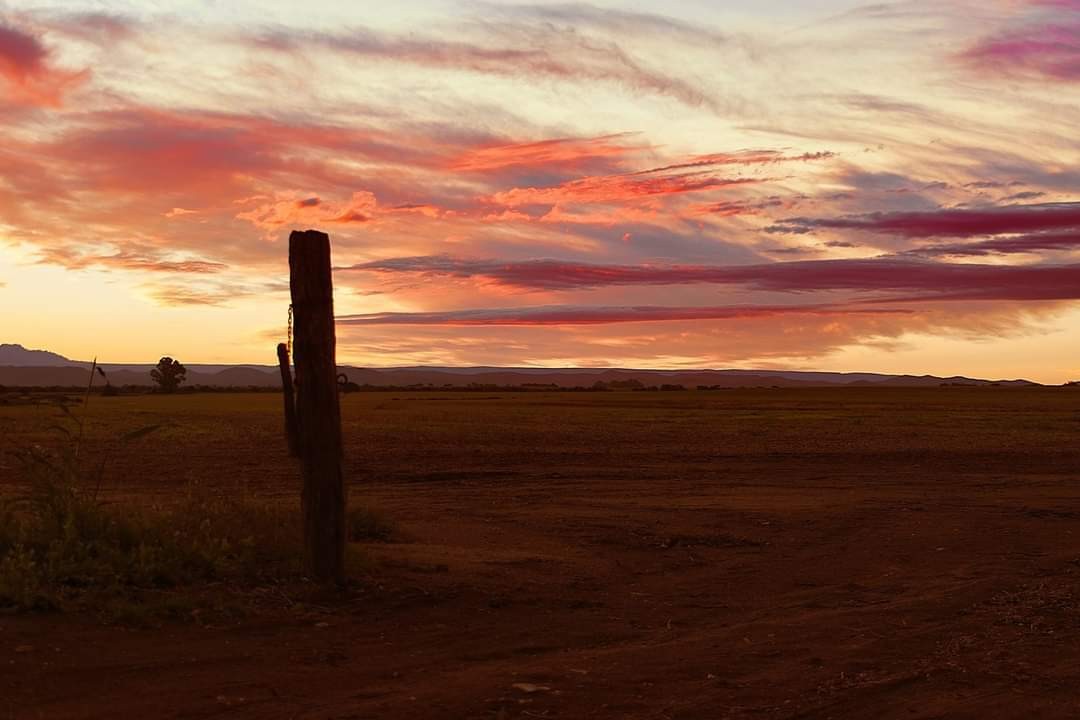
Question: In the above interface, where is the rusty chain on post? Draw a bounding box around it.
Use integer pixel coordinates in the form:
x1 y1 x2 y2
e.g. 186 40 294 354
287 304 294 358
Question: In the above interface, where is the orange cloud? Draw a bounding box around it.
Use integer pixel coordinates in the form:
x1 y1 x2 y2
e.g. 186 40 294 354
447 133 644 173
491 174 765 207
236 191 379 233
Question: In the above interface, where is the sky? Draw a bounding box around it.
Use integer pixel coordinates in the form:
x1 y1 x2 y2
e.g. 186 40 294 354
0 0 1078 381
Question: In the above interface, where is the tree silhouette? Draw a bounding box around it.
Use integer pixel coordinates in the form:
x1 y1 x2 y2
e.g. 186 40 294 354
151 356 187 393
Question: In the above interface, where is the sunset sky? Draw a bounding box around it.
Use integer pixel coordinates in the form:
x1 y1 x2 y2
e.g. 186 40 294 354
1 1 1078 381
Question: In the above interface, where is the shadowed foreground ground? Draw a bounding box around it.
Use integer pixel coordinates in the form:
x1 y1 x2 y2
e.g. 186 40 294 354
3 388 1080 719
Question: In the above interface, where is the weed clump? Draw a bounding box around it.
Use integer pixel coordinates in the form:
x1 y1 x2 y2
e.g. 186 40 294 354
0 441 303 616
1 380 391 621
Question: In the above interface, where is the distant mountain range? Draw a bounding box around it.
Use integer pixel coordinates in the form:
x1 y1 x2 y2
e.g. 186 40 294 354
0 343 1044 388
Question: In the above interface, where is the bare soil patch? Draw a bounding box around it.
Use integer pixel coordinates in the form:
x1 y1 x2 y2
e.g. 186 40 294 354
3 388 1080 719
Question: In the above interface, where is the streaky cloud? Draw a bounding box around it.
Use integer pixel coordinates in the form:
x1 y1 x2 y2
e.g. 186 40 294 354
253 24 715 108
768 202 1080 237
343 255 1080 300
908 231 1080 257
337 303 910 326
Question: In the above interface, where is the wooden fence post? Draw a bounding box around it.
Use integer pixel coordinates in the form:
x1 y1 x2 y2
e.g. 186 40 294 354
289 229 346 584
276 342 299 457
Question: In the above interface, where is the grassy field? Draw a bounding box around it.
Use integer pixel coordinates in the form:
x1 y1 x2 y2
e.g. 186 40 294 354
3 388 1080 718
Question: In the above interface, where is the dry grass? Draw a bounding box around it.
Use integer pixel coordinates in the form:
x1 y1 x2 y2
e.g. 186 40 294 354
0 396 386 622
0 450 305 617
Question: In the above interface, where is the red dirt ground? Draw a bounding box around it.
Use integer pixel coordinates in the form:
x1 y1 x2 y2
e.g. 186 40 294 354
3 388 1080 719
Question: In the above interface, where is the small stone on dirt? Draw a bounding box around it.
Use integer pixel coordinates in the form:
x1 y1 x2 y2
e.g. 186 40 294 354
512 683 550 693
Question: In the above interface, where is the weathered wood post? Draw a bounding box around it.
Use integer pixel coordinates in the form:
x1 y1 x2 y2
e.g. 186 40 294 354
276 342 299 457
289 229 346 584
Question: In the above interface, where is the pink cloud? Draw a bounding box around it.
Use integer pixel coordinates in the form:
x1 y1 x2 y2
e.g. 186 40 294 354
0 22 88 107
959 1 1080 83
344 255 1080 301
39 107 478 200
769 202 1080 237
962 25 1080 81
0 106 464 231
51 110 281 193
907 230 1080 256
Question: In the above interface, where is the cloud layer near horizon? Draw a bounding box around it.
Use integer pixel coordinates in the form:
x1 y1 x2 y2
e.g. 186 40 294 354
0 0 1078 379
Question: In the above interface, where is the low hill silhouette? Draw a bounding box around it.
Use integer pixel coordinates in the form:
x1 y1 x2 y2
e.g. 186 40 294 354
0 344 75 367
0 344 1040 389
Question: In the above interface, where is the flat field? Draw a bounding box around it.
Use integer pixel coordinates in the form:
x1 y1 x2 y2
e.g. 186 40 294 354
3 388 1080 719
